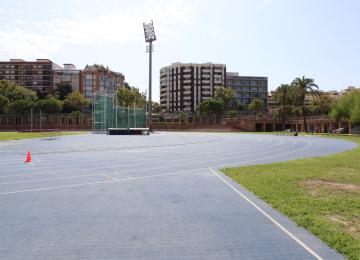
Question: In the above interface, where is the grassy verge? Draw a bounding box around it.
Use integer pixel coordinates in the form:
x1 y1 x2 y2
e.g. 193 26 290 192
222 135 360 260
0 131 87 141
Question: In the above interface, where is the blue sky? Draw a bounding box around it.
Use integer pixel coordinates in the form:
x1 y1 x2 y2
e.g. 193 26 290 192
0 0 359 100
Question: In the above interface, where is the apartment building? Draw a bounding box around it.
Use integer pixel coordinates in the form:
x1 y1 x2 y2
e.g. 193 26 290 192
80 64 125 99
0 59 62 94
160 62 226 113
53 64 81 92
226 72 268 109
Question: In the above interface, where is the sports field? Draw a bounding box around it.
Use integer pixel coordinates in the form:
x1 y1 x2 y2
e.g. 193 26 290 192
0 132 356 259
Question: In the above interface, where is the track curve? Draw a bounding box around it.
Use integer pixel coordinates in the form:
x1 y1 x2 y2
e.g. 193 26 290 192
0 132 356 260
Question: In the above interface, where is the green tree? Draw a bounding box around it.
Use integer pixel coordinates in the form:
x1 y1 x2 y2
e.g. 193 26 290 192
117 87 134 107
350 105 360 124
248 98 265 111
117 87 146 108
0 80 37 114
238 104 247 111
330 90 360 124
228 109 238 118
198 99 225 117
35 97 63 114
63 91 89 113
0 80 36 102
123 82 131 90
5 99 35 114
274 84 292 130
214 87 237 113
291 76 319 132
0 94 9 114
132 88 146 108
152 102 161 113
180 112 187 123
309 94 334 116
53 82 72 100
69 111 84 118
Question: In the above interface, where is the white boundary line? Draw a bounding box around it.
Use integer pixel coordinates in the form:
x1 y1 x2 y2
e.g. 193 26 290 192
0 168 207 196
208 167 323 260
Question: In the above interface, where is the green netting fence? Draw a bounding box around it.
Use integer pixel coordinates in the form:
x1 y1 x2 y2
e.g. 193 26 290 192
92 92 146 133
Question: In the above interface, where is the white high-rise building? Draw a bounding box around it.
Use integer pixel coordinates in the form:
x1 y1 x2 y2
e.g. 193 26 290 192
160 62 226 113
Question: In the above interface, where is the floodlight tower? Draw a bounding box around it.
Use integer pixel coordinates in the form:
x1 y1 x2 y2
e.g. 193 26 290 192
143 20 156 125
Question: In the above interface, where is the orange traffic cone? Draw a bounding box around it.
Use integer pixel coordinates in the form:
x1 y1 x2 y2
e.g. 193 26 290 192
25 150 32 163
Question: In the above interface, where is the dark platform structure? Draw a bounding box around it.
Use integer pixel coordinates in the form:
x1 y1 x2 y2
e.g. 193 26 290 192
107 128 150 135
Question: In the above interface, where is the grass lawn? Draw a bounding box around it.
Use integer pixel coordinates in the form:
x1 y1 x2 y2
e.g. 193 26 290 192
0 131 87 141
222 135 360 260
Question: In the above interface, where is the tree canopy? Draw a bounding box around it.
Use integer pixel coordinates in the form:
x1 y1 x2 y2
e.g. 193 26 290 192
214 87 237 112
63 91 89 113
330 90 360 124
53 82 72 100
0 80 36 102
198 99 225 117
291 76 319 132
0 94 9 114
117 87 146 108
152 102 161 113
248 98 265 111
0 80 37 114
35 96 63 114
308 93 334 116
273 84 293 130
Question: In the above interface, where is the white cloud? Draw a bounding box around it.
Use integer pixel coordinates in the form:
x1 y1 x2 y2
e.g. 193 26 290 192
0 0 199 58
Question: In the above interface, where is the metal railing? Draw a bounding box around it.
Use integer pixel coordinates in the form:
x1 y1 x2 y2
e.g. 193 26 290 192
40 129 62 140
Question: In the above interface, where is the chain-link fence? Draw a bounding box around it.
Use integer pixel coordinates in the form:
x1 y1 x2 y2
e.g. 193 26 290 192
92 92 146 133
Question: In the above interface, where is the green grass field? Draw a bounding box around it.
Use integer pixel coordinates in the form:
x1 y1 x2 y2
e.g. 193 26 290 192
0 131 86 141
222 135 360 260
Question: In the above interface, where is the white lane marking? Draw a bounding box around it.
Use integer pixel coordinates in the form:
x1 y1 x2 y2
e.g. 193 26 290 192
0 134 259 165
208 167 323 260
0 137 309 187
0 168 207 196
0 173 108 185
0 137 297 183
0 136 250 167
0 137 283 176
212 139 312 168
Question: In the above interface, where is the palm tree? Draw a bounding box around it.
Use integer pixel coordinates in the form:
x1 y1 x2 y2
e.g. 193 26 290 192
274 84 291 131
291 76 319 132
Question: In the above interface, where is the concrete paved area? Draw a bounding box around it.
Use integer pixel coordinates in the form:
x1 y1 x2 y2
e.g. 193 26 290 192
0 132 356 259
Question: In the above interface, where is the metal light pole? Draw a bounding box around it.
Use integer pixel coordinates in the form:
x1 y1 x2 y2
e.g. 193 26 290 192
143 20 156 126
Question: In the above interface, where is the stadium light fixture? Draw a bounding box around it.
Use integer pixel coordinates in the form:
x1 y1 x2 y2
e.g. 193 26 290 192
143 20 156 125
143 20 156 42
